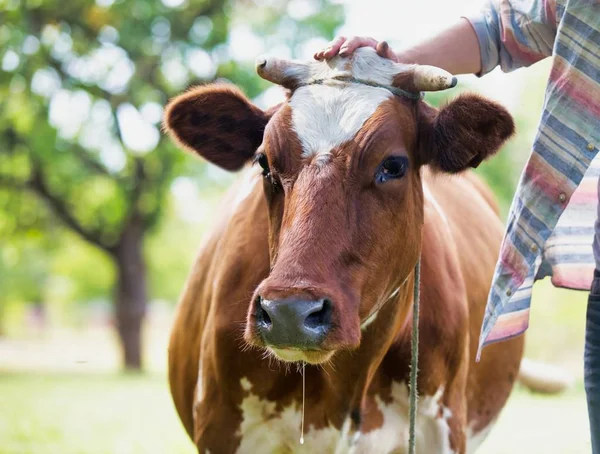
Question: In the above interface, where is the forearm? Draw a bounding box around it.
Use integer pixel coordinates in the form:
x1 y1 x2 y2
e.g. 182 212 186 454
397 18 481 76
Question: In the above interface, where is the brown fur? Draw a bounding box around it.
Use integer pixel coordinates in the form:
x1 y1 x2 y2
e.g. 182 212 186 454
163 84 271 171
418 94 515 172
165 83 523 453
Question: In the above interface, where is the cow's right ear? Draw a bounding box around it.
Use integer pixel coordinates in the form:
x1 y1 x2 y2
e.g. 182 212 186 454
164 84 271 171
416 94 514 173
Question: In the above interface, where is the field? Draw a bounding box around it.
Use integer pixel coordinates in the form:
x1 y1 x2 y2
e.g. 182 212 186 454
0 372 192 454
0 372 591 453
0 279 592 454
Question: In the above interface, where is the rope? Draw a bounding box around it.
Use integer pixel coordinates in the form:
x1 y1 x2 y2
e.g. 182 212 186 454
408 258 421 454
342 77 423 100
300 361 306 444
299 76 423 101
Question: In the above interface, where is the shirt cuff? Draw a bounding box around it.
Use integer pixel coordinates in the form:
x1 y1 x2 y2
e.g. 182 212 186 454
463 11 500 77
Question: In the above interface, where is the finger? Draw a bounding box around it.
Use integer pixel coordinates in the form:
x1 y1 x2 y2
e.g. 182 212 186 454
339 36 378 57
339 36 365 56
321 36 346 59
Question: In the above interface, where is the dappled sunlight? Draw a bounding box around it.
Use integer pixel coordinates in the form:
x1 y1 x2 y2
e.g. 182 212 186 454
1 0 595 451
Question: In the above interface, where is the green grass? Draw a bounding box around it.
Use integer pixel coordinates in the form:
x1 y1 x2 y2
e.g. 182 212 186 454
0 372 591 454
0 372 194 454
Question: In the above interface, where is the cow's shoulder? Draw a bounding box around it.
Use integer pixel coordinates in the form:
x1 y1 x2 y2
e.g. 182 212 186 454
168 167 270 437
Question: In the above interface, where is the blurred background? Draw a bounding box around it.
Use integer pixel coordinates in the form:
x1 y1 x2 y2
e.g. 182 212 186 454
0 0 591 452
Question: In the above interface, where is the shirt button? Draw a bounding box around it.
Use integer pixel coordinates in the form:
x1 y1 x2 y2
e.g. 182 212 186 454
559 193 566 203
587 143 595 151
506 289 512 297
531 244 538 253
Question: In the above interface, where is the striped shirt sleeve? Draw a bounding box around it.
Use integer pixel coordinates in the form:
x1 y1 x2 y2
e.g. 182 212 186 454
467 0 558 76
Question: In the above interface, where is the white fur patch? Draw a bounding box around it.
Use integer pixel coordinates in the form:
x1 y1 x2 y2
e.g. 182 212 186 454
235 379 459 454
351 382 455 454
240 377 253 392
237 377 340 454
466 419 496 454
289 83 391 158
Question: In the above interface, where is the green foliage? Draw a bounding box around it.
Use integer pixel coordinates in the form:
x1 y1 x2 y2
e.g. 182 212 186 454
0 0 344 321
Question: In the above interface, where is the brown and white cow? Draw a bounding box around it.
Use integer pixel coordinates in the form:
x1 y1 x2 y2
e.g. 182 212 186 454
165 48 528 453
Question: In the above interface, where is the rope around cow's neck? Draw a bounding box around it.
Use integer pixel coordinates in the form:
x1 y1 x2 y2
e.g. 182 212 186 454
408 258 421 454
297 259 421 450
300 361 306 444
299 76 421 450
299 76 423 101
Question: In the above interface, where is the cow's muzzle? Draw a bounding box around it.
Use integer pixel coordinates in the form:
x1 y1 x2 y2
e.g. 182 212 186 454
245 281 360 364
255 296 332 349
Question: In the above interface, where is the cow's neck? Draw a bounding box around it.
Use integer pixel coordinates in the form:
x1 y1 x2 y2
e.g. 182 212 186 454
317 274 416 432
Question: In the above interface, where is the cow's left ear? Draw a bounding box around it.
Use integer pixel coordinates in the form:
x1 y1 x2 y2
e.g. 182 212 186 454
417 94 515 173
164 83 274 171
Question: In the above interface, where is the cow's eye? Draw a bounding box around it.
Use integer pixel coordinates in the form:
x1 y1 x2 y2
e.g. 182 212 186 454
375 156 408 184
255 152 270 177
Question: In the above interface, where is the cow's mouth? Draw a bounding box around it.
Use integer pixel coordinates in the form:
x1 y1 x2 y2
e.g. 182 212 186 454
269 347 335 365
247 287 361 363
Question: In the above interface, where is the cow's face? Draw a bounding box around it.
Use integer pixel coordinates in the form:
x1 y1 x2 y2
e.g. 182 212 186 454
165 49 514 364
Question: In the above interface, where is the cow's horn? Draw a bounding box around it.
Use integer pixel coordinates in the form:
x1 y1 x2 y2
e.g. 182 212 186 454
255 56 310 89
406 65 457 92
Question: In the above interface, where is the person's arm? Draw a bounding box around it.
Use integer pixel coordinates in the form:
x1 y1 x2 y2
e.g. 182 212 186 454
315 0 557 77
397 19 481 75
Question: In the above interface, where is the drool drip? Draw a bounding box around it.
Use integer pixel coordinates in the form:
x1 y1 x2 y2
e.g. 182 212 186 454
300 361 306 445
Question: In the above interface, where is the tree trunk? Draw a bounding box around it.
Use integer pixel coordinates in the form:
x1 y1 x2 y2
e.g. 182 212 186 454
114 220 147 371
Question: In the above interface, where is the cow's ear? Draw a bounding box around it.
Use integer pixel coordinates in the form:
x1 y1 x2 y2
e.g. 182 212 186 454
417 94 514 173
164 84 271 171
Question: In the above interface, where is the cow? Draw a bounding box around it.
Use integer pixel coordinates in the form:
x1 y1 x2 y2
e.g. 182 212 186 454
164 48 560 453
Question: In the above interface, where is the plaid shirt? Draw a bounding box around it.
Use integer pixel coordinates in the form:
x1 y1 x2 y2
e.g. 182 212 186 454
467 0 600 359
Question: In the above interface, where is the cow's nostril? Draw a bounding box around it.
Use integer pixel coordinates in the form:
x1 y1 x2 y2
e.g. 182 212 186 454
305 298 332 329
256 297 272 328
255 296 332 348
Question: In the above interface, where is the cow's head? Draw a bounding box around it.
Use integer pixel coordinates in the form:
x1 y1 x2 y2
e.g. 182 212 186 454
165 48 513 365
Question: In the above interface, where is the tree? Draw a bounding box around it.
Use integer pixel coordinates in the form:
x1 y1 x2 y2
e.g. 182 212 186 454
0 0 343 369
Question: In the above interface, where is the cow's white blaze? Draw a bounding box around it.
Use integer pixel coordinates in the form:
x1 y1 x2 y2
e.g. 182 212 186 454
289 83 391 159
285 47 426 160
236 377 463 454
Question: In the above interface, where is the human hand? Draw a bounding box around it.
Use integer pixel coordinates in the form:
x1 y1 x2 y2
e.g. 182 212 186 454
314 36 399 62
